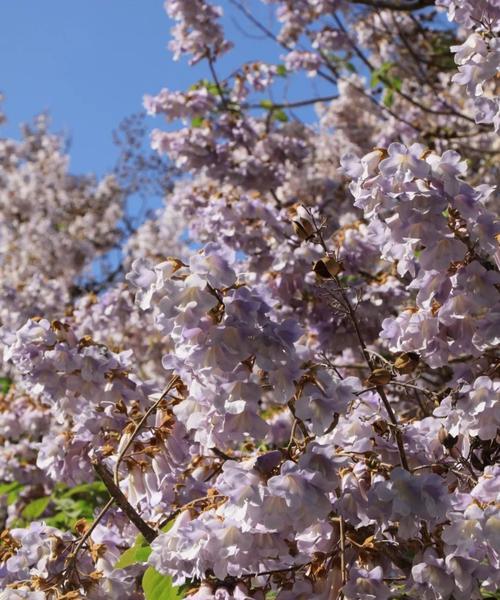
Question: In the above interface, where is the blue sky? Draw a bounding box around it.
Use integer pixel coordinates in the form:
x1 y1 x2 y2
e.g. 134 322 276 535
0 1 291 176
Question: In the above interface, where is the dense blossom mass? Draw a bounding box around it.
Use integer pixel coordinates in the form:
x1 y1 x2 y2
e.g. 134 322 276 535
0 0 499 599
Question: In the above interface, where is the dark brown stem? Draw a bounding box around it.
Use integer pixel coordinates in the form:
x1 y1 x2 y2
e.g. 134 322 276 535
93 461 157 544
332 274 410 471
67 497 114 564
346 0 434 10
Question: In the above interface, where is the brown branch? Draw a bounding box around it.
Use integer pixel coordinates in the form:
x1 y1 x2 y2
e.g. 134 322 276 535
93 460 158 544
66 497 114 566
346 0 434 10
339 516 347 586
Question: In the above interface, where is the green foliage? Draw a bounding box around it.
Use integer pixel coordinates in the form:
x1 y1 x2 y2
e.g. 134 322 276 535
273 109 288 123
3 481 108 530
189 79 223 97
115 517 175 569
371 62 403 107
383 89 395 108
142 567 183 600
0 377 11 394
259 100 289 123
275 64 287 77
47 482 108 530
22 496 51 520
115 533 152 568
0 481 24 505
191 116 204 128
370 61 395 88
481 590 500 600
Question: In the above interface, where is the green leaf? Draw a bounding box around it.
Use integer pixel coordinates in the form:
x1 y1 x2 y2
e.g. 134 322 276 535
61 481 107 498
371 61 394 88
274 109 288 123
370 73 380 88
276 64 287 77
391 76 402 92
0 481 25 505
22 496 51 520
481 591 500 600
161 518 175 533
188 79 221 97
116 544 152 569
0 481 22 495
115 533 152 569
0 377 11 394
259 99 274 109
206 82 222 96
383 89 394 108
142 567 183 600
45 512 75 529
191 116 204 128
31 481 111 531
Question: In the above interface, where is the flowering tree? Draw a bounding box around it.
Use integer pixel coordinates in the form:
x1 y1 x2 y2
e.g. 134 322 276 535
0 0 499 598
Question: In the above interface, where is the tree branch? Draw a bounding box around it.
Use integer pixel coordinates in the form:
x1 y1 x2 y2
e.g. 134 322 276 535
93 460 158 544
346 0 434 10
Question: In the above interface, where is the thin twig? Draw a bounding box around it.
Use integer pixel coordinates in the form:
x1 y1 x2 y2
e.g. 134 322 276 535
346 0 434 11
113 374 180 485
67 497 114 564
249 94 339 111
158 494 226 530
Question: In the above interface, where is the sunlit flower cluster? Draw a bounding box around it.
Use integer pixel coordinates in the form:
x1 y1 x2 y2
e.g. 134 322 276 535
0 0 498 598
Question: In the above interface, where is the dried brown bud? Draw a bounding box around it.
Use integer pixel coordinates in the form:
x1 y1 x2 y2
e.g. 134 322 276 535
78 335 96 349
100 444 115 457
292 218 315 241
438 426 449 445
366 368 392 386
373 147 389 159
394 352 420 374
366 455 381 470
438 426 458 450
74 519 90 535
372 419 389 435
312 257 344 279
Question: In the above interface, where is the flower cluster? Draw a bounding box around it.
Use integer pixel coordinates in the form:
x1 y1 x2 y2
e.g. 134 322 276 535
438 0 500 130
165 0 232 64
1 0 499 599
